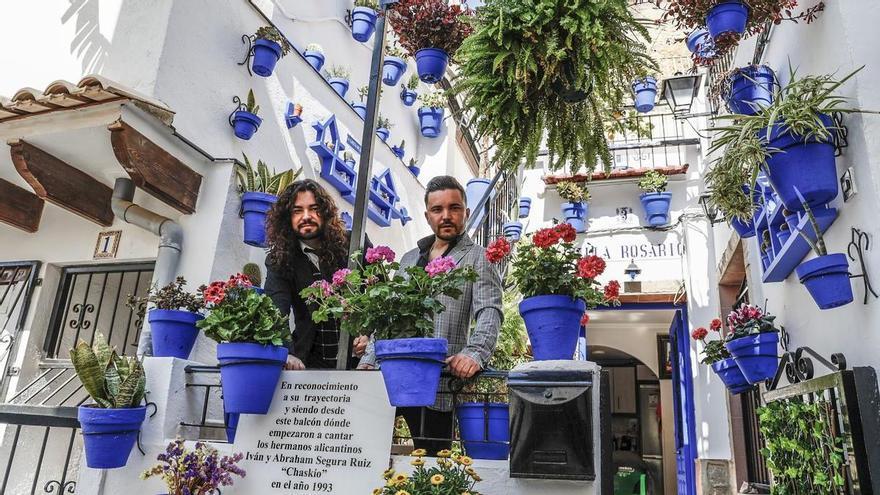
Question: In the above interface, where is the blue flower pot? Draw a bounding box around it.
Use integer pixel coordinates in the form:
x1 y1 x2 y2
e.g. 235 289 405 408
725 332 779 384
225 412 239 443
706 0 750 40
457 402 510 460
519 197 532 218
415 48 448 84
376 127 390 142
375 338 447 407
418 107 444 138
408 164 421 177
303 50 325 71
711 358 753 395
632 76 657 113
217 342 287 414
401 88 418 106
466 178 491 207
727 65 776 115
252 38 283 77
784 212 800 232
241 191 277 248
761 114 838 211
640 192 672 226
328 77 350 98
686 28 711 53
796 253 853 310
502 221 523 241
561 202 587 233
519 295 586 361
148 309 202 359
351 102 367 120
232 110 261 140
382 56 407 86
78 405 146 469
351 6 377 43
392 146 405 160
730 216 755 238
775 229 791 247
761 252 771 270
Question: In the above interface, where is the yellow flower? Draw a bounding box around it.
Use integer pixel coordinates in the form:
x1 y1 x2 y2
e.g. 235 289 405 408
462 492 472 495
465 467 479 477
394 491 411 495
437 449 452 458
372 490 382 495
437 458 452 468
457 455 473 466
383 468 395 479
393 473 408 484
411 458 425 467
430 474 445 485
411 448 427 457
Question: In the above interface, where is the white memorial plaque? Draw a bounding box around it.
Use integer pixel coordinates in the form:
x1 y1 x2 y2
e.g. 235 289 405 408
234 370 395 494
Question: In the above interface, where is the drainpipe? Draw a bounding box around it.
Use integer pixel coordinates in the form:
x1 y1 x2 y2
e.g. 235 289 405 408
111 177 183 356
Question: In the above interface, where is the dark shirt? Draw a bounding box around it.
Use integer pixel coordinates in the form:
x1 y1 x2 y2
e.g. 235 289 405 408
415 234 460 269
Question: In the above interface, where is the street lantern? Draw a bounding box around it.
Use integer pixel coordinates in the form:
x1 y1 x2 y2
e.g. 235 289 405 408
662 73 702 116
624 259 642 281
699 193 724 224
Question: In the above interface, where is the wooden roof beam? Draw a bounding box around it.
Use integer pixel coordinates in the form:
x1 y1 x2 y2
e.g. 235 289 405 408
0 177 44 232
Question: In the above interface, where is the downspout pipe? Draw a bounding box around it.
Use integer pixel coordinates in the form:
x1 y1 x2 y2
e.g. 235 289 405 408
111 177 183 356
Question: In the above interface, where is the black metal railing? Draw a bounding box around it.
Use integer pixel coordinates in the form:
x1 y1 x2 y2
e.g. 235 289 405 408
182 365 228 442
708 49 736 117
0 261 40 398
605 112 700 171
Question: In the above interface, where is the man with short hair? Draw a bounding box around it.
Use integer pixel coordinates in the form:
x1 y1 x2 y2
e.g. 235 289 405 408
359 175 503 452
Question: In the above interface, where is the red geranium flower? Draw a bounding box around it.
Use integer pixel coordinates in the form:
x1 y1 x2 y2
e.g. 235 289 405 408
486 237 511 264
603 280 621 301
580 313 590 327
710 318 723 331
691 327 708 340
577 256 606 279
532 227 561 248
554 223 577 243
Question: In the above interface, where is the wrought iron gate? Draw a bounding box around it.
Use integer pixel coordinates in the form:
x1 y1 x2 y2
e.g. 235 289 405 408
0 261 40 399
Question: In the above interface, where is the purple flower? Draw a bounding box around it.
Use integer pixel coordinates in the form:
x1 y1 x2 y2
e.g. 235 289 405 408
332 268 352 286
365 245 396 264
425 256 456 277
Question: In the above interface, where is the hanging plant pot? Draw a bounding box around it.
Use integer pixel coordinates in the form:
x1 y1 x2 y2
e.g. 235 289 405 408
241 192 277 248
400 88 418 106
382 56 407 86
466 178 491 207
761 252 771 270
351 6 378 43
217 342 287 414
303 50 325 71
231 110 262 140
519 197 532 218
775 228 791 247
686 28 711 54
328 77 350 98
408 164 421 177
148 309 203 359
351 102 367 120
632 76 658 113
561 202 588 233
784 211 800 232
706 0 750 40
456 403 510 460
519 295 586 360
711 357 753 395
375 338 447 407
725 332 779 384
225 412 239 443
376 127 390 142
502 221 523 241
795 253 854 310
78 405 147 469
730 216 755 238
252 38 283 77
761 114 838 211
418 107 444 138
639 192 672 226
727 65 776 115
415 48 449 84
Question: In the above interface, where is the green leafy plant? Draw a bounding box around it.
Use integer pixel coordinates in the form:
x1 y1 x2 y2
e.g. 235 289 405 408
605 109 654 141
236 154 300 195
385 43 408 59
254 26 292 56
556 181 591 203
796 200 827 257
377 115 393 130
375 450 483 494
242 263 262 287
354 0 378 8
418 91 446 109
326 65 351 79
387 0 474 58
637 170 667 194
126 276 204 320
724 304 779 342
242 89 259 115
71 333 146 409
406 73 420 90
305 43 324 54
197 274 290 346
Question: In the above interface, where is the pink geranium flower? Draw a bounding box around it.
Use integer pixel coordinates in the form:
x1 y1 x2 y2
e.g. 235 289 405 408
425 256 457 277
365 246 396 264
332 268 352 286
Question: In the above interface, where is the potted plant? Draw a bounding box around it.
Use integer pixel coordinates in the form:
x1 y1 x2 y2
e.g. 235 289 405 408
686 27 711 54
692 319 752 395
760 231 772 270
794 202 854 310
408 158 421 177
373 450 484 494
326 65 351 98
382 44 408 87
723 304 780 384
401 74 419 106
126 277 204 360
632 75 658 113
556 181 590 233
388 0 474 84
705 0 750 40
638 170 672 226
71 334 146 469
489 224 619 360
302 246 477 407
417 91 446 138
776 222 791 246
242 262 264 294
391 140 405 160
713 64 777 116
250 26 292 77
303 43 325 71
501 201 523 241
351 0 379 43
376 115 392 142
230 89 261 140
352 85 369 119
518 197 532 218
142 438 246 493
197 274 290 414
237 154 300 248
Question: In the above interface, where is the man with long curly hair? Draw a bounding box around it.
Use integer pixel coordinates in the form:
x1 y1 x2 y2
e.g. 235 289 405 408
264 179 369 370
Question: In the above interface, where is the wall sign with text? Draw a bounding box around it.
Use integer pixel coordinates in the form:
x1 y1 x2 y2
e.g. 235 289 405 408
584 240 685 261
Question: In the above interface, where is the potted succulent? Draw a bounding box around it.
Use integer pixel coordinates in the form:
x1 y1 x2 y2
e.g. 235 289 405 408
387 0 474 84
250 26 292 77
376 115 392 142
237 154 300 248
198 274 290 414
126 277 204 360
489 224 620 360
556 181 590 233
242 262 264 294
760 231 772 270
391 140 406 160
713 64 777 115
303 43 325 71
350 0 379 43
417 91 446 138
692 319 752 395
382 44 409 87
71 334 146 469
723 304 780 384
776 222 791 246
352 85 369 119
326 65 351 98
518 197 532 218
302 246 477 407
408 158 421 177
632 75 658 113
230 89 261 140
142 438 246 493
795 202 854 310
638 170 672 226
373 450 483 494
401 74 419 106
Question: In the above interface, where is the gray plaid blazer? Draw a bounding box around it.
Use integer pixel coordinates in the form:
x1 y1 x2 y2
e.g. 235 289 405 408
359 234 503 410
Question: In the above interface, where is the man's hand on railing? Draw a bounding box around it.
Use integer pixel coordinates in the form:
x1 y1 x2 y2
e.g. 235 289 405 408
284 355 305 370
446 353 480 379
353 335 369 357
